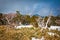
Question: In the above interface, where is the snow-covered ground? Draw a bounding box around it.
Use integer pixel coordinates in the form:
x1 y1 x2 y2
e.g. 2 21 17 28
47 32 60 37
32 37 40 40
49 26 60 31
48 32 55 36
32 36 45 40
15 25 33 29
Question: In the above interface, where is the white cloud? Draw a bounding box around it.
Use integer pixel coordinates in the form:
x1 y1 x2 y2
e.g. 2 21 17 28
29 3 39 15
38 8 50 16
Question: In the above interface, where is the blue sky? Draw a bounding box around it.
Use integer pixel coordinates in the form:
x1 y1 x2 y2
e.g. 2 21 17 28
0 0 60 16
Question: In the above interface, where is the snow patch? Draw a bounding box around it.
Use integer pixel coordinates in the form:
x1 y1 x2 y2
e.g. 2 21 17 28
49 26 60 31
32 36 45 40
15 25 33 29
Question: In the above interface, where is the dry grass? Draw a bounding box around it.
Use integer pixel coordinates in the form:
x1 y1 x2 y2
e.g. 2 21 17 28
0 25 60 40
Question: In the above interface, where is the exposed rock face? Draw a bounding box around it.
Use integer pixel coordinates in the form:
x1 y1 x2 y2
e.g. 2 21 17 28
55 20 60 26
4 13 17 20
